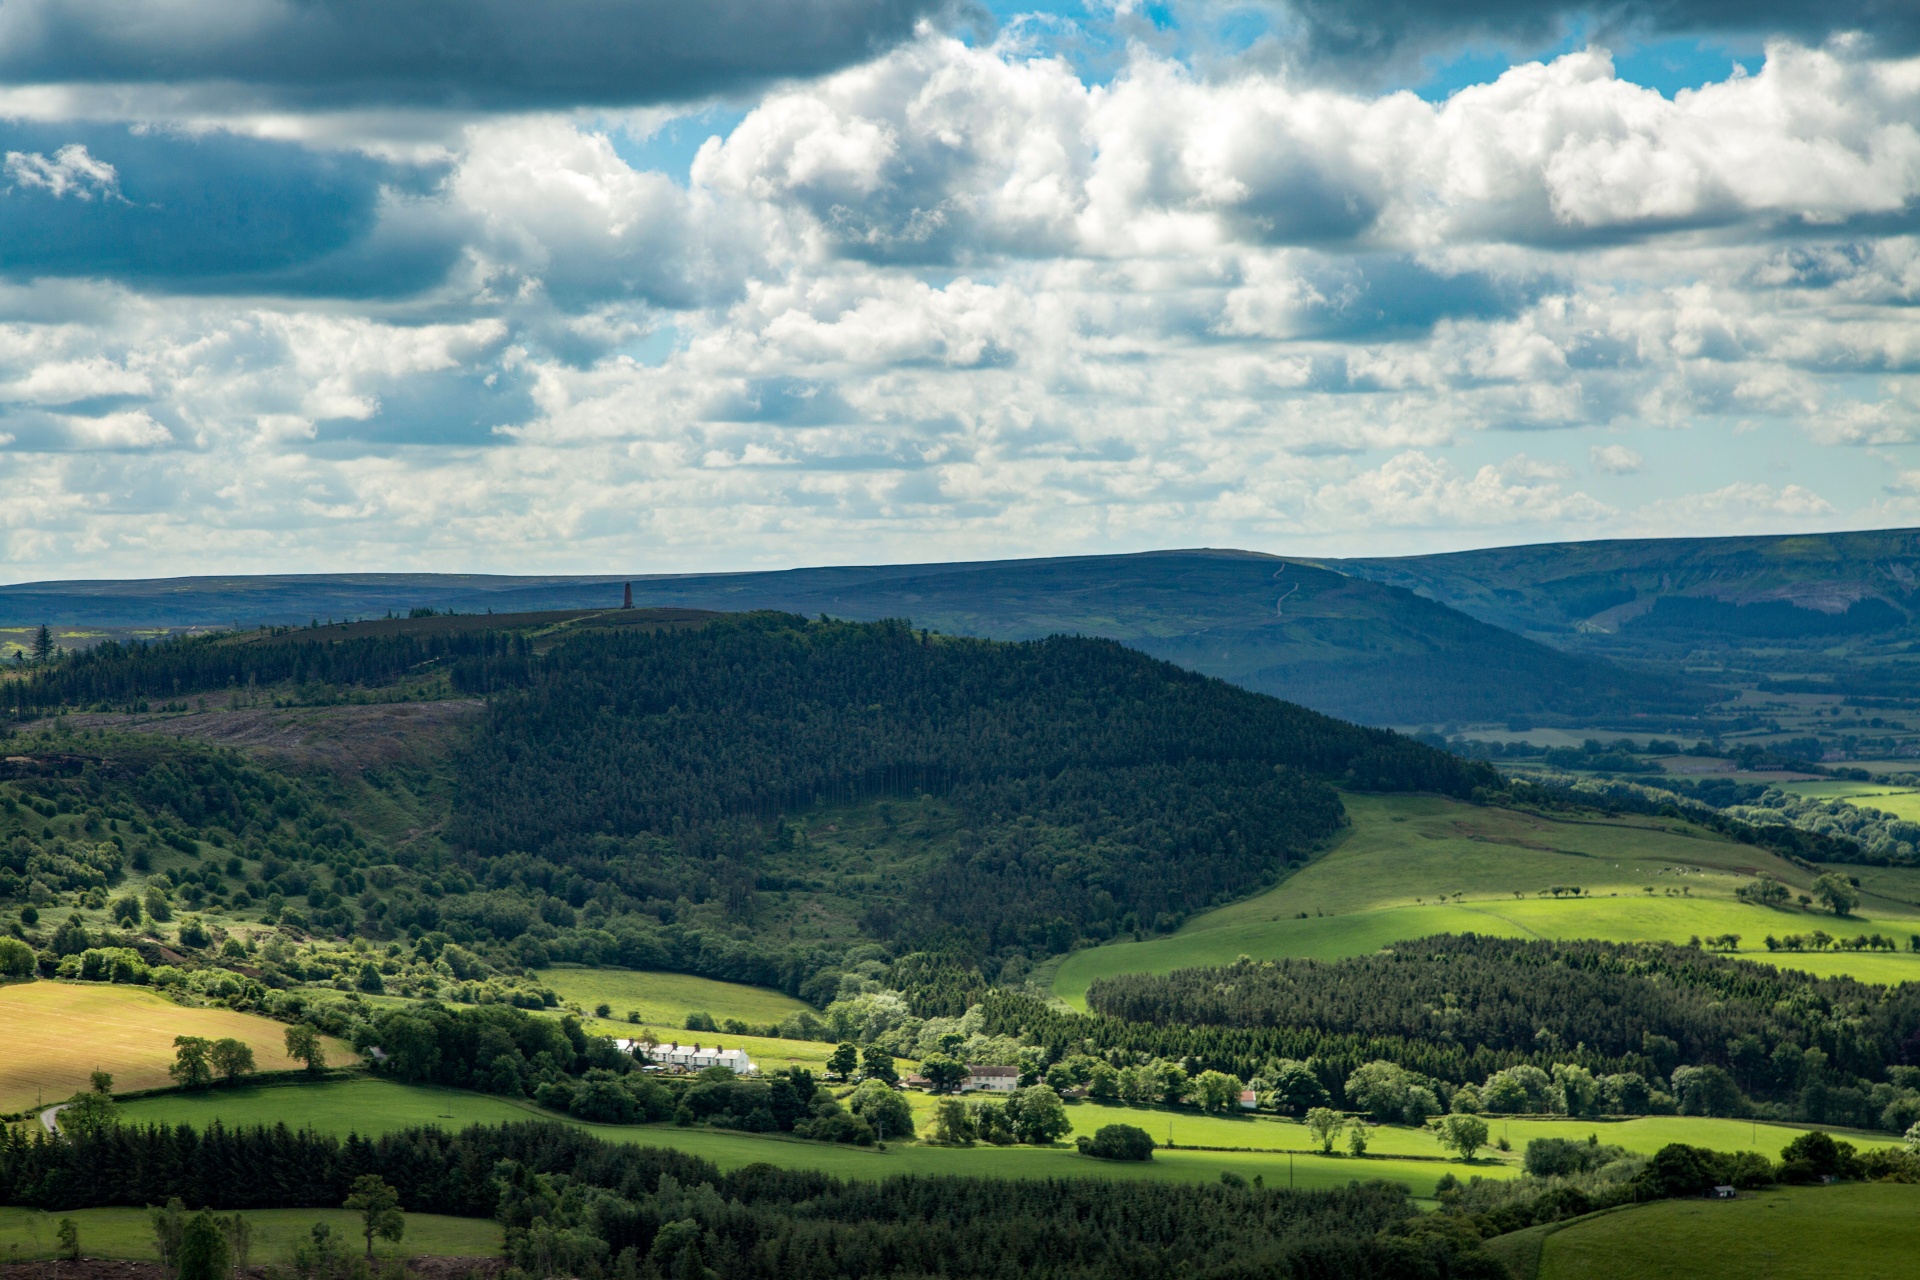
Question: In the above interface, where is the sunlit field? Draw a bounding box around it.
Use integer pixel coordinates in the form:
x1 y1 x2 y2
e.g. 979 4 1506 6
0 981 357 1114
1053 793 1920 1006
0 1205 498 1262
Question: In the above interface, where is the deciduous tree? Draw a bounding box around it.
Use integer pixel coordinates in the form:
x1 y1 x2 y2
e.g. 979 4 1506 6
176 1211 228 1280
343 1174 404 1259
1306 1107 1342 1153
1813 873 1859 917
284 1024 326 1073
921 1055 968 1095
1435 1114 1489 1161
170 1037 213 1090
209 1038 256 1086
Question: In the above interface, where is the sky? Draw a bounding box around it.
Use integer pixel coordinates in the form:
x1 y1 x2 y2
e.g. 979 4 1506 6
2 0 1919 580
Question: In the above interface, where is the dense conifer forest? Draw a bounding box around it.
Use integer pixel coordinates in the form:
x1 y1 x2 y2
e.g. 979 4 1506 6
442 614 1491 961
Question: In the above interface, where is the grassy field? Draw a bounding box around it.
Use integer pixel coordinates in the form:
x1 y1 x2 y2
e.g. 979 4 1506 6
114 1076 1472 1196
1053 793 1920 1006
540 967 814 1029
119 1076 542 1134
116 1076 1908 1204
1042 1102 1904 1164
530 970 849 1073
564 1015 847 1074
1778 779 1920 821
0 1206 499 1262
1534 1183 1920 1280
0 982 358 1114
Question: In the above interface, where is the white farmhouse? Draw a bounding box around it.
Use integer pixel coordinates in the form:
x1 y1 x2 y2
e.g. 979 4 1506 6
960 1065 1019 1093
618 1039 757 1075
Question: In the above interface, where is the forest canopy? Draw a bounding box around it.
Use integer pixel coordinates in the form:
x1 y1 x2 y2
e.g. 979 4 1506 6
444 615 1494 959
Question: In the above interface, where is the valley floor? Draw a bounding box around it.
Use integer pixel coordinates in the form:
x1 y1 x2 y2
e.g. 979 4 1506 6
106 1076 1909 1200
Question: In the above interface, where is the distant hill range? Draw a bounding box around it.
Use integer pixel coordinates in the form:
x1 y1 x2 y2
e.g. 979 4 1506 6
0 550 1703 727
23 527 1920 721
1337 528 1920 645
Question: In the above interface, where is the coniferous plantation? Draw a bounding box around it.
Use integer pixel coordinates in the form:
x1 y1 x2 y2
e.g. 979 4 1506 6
447 615 1490 959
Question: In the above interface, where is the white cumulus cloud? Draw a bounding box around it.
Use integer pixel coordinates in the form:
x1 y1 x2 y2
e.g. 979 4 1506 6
3 143 121 199
1589 444 1645 474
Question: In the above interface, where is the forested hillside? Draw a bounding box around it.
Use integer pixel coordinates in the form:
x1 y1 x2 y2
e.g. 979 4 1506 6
447 613 1494 961
1 608 716 717
2 610 1495 995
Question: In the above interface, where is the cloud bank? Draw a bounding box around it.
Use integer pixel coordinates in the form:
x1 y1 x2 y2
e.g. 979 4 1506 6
0 5 1916 577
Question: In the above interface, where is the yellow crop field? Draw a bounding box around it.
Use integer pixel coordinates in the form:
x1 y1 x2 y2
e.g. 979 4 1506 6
0 980 356 1113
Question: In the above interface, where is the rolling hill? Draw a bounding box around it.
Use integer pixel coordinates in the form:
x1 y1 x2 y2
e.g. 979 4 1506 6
0 550 1701 726
1337 528 1920 654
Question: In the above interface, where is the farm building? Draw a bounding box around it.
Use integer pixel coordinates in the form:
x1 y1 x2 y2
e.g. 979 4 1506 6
1239 1089 1259 1110
961 1065 1019 1093
617 1039 757 1075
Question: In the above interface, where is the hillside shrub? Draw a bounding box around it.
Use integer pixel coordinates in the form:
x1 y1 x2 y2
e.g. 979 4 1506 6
1077 1124 1156 1161
0 937 34 977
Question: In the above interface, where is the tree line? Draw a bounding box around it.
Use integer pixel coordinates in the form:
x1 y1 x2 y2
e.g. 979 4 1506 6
1085 935 1920 1096
987 943 1920 1132
0 1119 1508 1280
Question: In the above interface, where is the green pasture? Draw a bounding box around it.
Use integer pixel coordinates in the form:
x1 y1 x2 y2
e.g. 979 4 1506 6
119 1077 541 1133
1475 1114 1904 1161
114 1076 1909 1205
111 1076 1465 1196
1534 1183 1920 1280
531 968 843 1072
558 1014 844 1073
541 967 813 1030
1262 794 1781 913
0 1206 499 1262
1047 1103 1902 1163
1852 864 1920 909
1054 793 1920 1006
1777 780 1920 821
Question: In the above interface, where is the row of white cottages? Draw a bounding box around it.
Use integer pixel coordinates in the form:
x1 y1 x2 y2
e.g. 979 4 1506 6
617 1040 758 1074
614 1040 1025 1093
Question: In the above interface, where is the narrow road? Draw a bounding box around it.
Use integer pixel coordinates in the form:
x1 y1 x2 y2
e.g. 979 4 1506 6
39 1102 68 1133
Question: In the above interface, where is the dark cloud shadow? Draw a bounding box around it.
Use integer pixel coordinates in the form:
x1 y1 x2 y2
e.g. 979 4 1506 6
0 0 958 110
1290 254 1553 338
0 123 457 297
1279 0 1917 78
